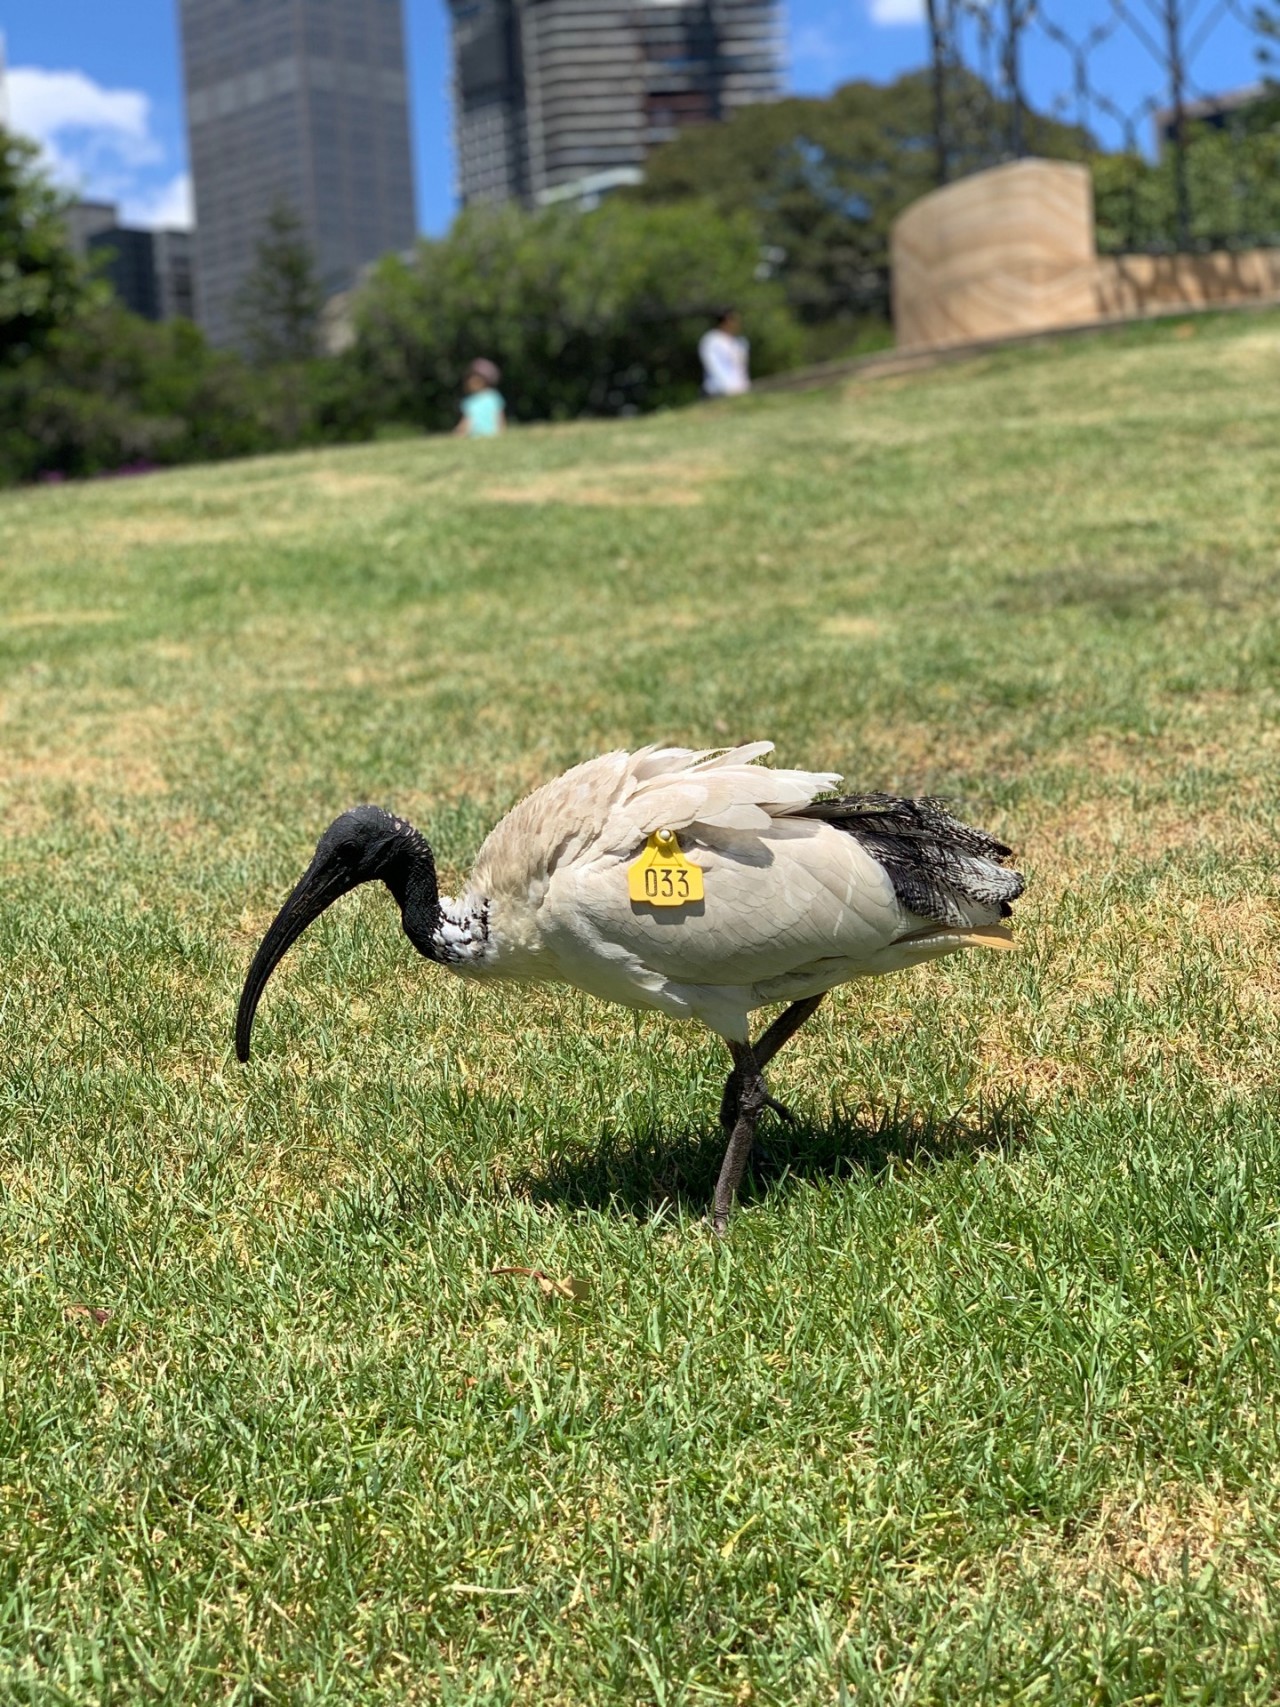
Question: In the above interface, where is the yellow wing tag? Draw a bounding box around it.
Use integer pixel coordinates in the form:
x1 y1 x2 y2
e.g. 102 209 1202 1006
628 830 705 907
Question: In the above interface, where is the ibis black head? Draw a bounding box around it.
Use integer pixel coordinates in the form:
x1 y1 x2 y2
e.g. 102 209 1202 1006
235 805 438 1064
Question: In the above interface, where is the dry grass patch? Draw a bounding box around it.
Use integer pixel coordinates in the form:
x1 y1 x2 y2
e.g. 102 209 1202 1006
0 749 167 802
1049 1489 1263 1603
856 720 1028 799
1021 800 1276 878
1200 326 1280 381
31 506 332 556
2 609 123 630
974 1020 1091 1099
820 615 883 640
1181 894 1279 968
480 456 724 508
303 469 404 498
0 705 179 827
966 864 1278 1098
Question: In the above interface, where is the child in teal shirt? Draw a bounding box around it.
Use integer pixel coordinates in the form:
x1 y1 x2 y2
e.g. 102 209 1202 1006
456 358 506 438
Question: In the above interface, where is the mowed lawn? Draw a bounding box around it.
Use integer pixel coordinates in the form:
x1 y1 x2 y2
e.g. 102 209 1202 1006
3 313 1280 1705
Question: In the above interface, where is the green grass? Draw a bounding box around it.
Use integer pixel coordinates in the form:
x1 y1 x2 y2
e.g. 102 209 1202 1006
3 310 1280 1704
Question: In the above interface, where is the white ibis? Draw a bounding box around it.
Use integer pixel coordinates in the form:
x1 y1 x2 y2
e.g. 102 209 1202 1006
236 743 1024 1230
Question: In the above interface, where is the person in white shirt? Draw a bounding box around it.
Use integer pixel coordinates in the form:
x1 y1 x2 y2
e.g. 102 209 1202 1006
699 308 751 398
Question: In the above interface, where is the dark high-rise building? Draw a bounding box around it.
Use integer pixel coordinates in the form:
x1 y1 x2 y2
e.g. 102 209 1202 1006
152 230 199 323
450 0 528 205
89 226 164 321
64 202 197 324
178 0 417 347
448 1 782 210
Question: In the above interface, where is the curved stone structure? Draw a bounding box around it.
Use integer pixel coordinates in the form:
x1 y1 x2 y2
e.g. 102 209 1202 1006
891 156 1280 352
892 158 1100 351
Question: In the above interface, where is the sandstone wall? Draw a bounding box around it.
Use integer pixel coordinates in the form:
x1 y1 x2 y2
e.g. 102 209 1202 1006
891 158 1280 351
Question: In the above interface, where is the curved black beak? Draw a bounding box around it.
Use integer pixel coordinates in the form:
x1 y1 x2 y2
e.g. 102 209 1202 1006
235 805 439 1065
235 858 358 1063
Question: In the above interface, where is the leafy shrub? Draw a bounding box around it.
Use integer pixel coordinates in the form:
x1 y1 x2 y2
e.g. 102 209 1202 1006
632 70 1090 331
0 129 101 368
1093 124 1280 253
351 198 802 431
0 307 379 486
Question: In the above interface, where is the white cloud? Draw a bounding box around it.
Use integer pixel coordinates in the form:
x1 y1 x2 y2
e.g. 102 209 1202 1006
868 0 926 24
9 67 163 175
7 64 185 225
123 171 194 231
9 67 154 151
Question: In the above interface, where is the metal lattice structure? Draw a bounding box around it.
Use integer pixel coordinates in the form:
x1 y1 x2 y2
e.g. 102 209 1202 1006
925 0 1280 252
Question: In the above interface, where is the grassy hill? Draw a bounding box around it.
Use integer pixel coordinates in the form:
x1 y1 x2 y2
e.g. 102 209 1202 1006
3 313 1280 1703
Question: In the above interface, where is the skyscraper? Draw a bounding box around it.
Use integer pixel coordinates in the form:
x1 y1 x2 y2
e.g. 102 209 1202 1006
63 202 197 324
178 0 417 347
448 1 782 210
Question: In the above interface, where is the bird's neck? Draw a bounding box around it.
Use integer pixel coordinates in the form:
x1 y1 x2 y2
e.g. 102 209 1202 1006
383 833 443 959
431 894 491 966
384 834 489 966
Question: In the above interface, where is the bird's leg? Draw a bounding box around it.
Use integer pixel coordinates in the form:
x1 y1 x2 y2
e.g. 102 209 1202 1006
712 1042 768 1235
718 1064 744 1135
719 995 826 1133
753 992 827 1072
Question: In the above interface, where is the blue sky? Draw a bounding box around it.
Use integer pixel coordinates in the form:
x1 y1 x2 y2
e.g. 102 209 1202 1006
1 2 1264 235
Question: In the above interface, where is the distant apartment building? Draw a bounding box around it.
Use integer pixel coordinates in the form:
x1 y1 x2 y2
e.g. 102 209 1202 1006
177 0 417 347
63 201 197 323
149 230 198 322
447 0 783 209
1154 82 1277 151
63 200 120 258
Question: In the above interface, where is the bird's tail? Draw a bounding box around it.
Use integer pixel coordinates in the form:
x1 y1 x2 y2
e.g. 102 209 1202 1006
796 794 1025 928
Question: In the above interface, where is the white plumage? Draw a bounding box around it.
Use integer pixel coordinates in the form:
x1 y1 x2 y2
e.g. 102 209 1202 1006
458 742 1014 1042
236 742 1024 1228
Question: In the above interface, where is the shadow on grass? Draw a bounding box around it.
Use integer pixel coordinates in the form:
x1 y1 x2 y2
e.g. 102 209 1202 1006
521 1095 1034 1222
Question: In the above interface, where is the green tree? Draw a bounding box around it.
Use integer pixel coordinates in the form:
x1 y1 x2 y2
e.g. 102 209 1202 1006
0 128 100 366
0 157 376 487
1257 3 1280 66
0 301 376 487
0 306 262 482
234 202 324 365
631 71 1091 335
352 197 801 431
1092 126 1280 253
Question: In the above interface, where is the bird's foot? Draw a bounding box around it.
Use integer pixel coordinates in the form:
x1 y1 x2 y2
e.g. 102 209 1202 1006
720 1081 796 1134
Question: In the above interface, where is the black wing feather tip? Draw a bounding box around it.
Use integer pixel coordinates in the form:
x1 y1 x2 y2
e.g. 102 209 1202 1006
798 792 1024 927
